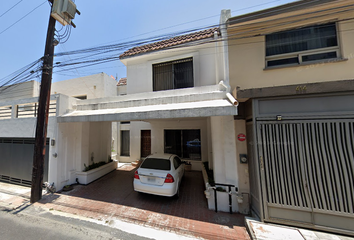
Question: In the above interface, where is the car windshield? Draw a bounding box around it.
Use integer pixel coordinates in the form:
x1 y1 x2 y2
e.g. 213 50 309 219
140 158 171 170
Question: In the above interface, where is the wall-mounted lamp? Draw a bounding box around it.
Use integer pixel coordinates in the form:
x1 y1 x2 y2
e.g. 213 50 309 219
276 115 282 121
51 139 55 146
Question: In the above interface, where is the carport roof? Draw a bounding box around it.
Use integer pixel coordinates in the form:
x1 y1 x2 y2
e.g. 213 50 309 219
57 99 237 123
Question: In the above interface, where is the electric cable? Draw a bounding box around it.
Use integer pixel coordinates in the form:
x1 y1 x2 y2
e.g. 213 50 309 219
2 1 354 91
0 0 47 36
0 0 24 18
97 0 286 46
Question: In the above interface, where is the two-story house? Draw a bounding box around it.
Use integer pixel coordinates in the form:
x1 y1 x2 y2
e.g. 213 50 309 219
227 0 354 235
58 11 250 213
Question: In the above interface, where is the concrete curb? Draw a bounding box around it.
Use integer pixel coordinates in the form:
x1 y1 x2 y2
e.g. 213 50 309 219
245 216 258 240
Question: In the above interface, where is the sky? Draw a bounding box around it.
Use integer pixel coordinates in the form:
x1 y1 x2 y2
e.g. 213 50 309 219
0 0 297 83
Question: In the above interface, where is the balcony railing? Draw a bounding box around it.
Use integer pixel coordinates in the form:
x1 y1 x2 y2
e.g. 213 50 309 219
0 105 12 120
16 101 56 118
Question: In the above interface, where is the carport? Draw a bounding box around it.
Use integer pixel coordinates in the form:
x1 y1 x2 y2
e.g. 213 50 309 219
38 165 249 240
53 85 242 214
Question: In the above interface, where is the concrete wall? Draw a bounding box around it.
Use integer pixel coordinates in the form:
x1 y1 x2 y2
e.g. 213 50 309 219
55 121 111 190
228 18 354 93
210 116 238 185
52 73 117 99
88 122 112 166
234 119 250 214
117 85 127 96
0 81 39 101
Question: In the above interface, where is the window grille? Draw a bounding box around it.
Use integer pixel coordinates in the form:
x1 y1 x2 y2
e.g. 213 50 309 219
153 57 194 91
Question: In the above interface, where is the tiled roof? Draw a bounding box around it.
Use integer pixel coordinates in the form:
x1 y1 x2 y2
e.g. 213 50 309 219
120 27 220 58
117 77 127 86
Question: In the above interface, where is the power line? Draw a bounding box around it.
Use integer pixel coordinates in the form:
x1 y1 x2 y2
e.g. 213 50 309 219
0 0 47 36
0 0 24 18
93 0 288 47
2 1 354 89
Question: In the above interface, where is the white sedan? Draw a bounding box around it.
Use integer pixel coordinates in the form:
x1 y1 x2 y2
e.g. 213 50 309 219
133 153 185 198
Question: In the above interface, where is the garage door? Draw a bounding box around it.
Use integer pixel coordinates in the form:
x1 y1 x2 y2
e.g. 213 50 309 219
0 138 49 186
257 119 354 235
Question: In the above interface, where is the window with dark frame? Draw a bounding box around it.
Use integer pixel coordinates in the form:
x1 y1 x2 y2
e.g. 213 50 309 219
120 130 130 156
153 57 194 91
164 129 201 160
265 23 339 67
74 95 87 100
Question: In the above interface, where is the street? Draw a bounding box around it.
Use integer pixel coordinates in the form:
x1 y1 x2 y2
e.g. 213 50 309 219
0 206 151 240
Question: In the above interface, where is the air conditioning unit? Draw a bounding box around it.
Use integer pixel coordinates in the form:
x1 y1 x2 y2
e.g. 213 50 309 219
51 0 77 26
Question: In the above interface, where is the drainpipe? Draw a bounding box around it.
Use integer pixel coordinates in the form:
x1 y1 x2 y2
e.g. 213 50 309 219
220 9 231 86
214 31 219 85
219 80 238 107
218 10 237 107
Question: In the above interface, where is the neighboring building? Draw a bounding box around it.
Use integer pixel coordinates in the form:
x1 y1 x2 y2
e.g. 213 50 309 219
117 77 127 96
0 73 117 190
51 73 117 100
0 80 40 102
227 0 354 235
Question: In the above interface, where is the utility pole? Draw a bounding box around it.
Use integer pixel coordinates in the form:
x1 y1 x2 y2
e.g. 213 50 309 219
30 3 56 203
30 0 79 203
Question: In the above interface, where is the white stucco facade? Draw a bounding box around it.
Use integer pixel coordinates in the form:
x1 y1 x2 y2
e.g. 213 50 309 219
52 72 117 99
110 20 249 213
0 73 118 191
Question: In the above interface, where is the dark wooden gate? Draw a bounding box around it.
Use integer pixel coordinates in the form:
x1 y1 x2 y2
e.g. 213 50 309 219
141 130 151 158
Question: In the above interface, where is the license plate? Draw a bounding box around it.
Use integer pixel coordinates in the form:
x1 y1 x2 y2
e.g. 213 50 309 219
147 177 155 182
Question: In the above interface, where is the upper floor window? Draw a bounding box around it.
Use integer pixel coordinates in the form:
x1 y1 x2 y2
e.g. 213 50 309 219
74 95 87 100
153 57 193 91
265 23 339 67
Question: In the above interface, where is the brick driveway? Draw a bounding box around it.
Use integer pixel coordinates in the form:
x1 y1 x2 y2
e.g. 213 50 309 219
37 165 250 240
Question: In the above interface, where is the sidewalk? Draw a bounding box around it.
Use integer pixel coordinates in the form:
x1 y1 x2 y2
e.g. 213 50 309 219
0 182 30 211
0 182 354 240
245 217 354 240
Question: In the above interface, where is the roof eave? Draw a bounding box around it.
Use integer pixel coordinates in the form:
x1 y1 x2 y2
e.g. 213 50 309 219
227 0 337 25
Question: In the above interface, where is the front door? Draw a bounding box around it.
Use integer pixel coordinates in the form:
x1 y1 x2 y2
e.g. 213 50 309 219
141 130 151 158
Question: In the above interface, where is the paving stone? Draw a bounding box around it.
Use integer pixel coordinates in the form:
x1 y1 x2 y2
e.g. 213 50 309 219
35 167 250 240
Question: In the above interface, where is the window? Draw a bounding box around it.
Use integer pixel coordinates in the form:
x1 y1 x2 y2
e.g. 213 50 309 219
164 130 201 160
120 130 130 156
265 23 339 67
74 95 87 100
153 57 194 91
140 158 171 170
173 157 182 170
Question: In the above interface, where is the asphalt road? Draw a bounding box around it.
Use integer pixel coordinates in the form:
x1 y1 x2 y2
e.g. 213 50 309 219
0 206 151 240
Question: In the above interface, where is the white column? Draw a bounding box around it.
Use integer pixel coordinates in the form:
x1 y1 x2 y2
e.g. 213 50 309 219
210 116 238 186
